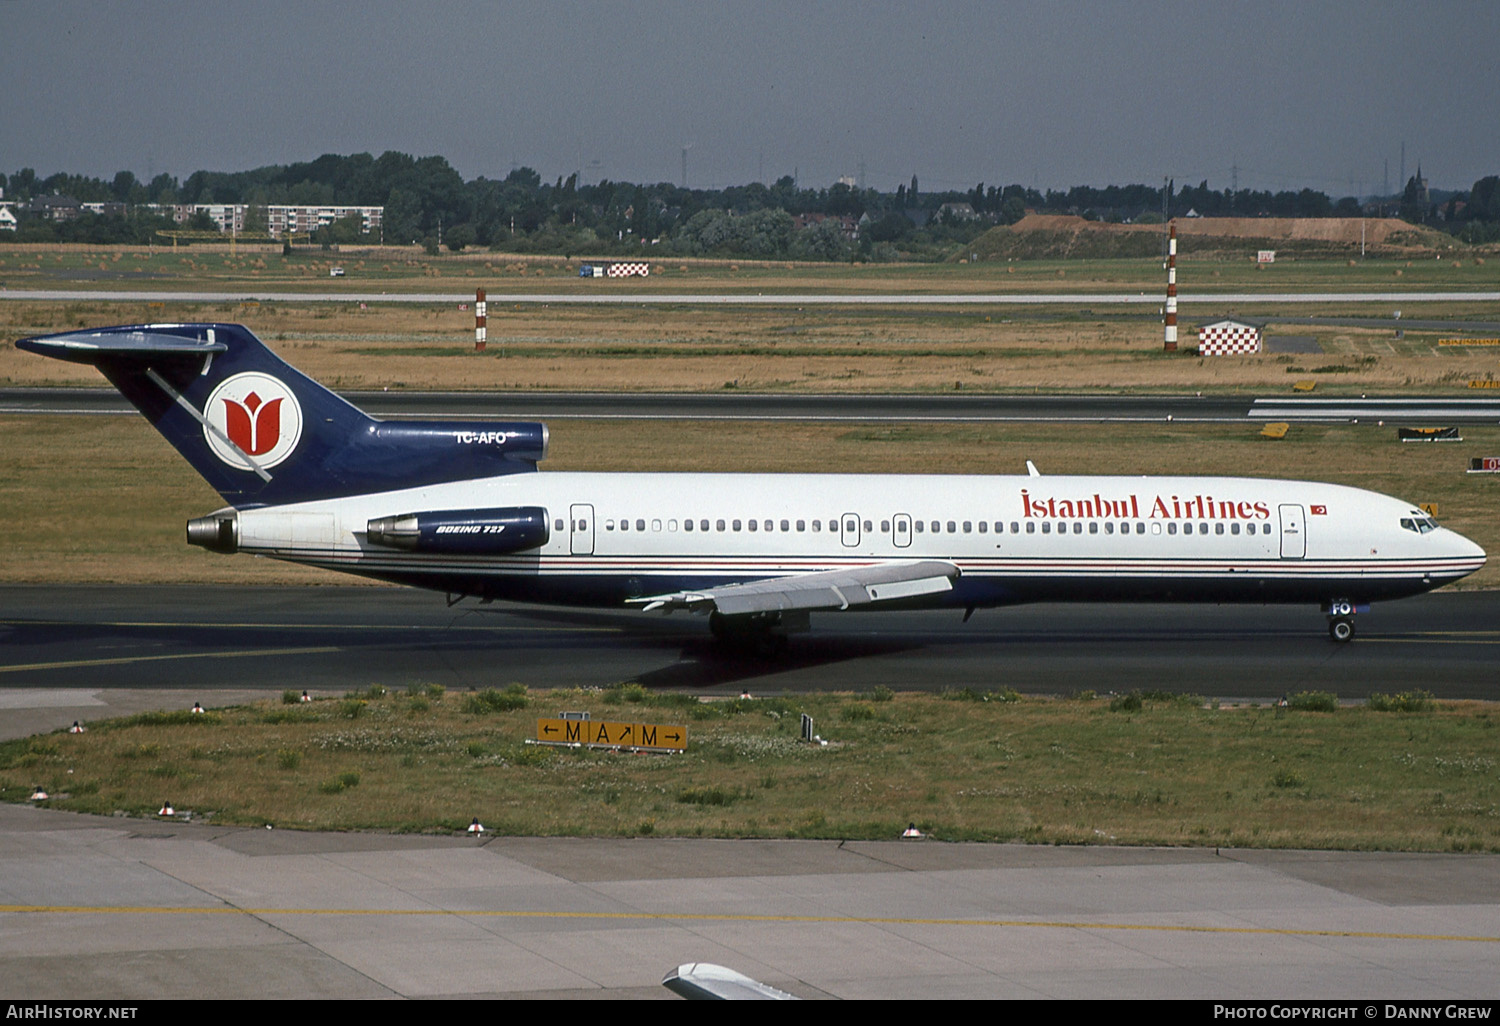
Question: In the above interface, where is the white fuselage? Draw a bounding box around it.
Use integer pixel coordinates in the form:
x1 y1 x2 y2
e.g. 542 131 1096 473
228 472 1485 611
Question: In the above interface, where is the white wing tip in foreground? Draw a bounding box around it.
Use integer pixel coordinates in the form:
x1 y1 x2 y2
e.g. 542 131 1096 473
662 962 800 1001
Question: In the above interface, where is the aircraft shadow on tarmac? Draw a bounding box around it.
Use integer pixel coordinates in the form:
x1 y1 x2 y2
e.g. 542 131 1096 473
464 604 927 690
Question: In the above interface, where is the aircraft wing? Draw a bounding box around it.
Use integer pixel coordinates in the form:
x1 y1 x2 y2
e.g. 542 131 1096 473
632 559 959 615
662 963 799 1000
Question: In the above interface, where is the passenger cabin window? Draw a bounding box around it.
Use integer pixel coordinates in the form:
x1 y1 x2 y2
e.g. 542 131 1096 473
637 519 646 532
554 518 565 532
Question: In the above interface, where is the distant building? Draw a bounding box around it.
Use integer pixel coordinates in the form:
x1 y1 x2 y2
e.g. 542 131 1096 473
937 202 978 221
32 195 81 222
179 204 247 233
0 206 16 231
266 204 382 237
136 202 383 237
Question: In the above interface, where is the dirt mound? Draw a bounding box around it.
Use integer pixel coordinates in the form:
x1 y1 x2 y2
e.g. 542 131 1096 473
973 215 1455 260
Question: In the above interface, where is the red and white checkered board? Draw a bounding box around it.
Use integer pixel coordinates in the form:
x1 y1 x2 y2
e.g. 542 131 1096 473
1198 325 1260 356
606 262 650 277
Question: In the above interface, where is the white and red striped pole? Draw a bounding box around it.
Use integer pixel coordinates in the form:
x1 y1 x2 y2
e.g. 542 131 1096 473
1164 221 1178 351
475 288 487 351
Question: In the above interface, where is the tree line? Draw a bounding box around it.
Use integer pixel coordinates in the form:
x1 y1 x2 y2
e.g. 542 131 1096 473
4 153 1497 258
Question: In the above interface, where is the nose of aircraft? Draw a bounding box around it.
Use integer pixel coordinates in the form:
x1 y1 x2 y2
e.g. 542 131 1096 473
1445 527 1487 565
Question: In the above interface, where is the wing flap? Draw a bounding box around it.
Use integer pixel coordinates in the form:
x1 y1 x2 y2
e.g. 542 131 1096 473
633 559 959 615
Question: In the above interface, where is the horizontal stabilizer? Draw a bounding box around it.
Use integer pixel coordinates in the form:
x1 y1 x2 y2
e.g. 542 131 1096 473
632 559 958 615
16 328 227 364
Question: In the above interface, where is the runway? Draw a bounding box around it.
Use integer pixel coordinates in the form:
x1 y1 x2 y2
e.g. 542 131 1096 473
6 287 1500 305
7 387 1500 423
3 585 1497 700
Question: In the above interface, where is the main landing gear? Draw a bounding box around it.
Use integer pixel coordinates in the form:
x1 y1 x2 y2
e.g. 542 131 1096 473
709 610 809 657
1324 599 1357 643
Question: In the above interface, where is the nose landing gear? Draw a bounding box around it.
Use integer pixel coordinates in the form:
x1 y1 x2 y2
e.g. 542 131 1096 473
1325 599 1357 643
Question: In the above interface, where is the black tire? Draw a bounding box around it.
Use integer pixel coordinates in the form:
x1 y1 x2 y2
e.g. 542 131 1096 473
1328 618 1355 643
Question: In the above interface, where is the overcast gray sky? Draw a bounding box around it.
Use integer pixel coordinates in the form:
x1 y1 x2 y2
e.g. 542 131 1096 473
5 0 1496 196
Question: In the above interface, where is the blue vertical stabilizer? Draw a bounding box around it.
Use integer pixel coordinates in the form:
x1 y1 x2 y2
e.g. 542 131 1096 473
16 323 547 507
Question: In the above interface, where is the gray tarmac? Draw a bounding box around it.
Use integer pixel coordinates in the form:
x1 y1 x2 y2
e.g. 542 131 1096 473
4 585 1500 700
2 798 1497 1000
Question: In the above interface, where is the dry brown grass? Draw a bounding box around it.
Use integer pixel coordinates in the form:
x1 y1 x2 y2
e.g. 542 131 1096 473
5 298 1497 394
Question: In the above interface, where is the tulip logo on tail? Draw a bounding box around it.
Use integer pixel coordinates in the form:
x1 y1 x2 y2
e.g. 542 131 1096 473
203 372 303 470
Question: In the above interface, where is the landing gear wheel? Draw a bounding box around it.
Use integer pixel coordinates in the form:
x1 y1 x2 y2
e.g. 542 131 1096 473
1328 618 1355 643
709 611 789 659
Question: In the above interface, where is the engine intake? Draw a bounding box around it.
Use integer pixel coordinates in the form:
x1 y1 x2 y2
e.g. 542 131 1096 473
366 506 549 554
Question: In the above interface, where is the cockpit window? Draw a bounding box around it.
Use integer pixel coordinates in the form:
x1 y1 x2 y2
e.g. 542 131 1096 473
1401 513 1438 534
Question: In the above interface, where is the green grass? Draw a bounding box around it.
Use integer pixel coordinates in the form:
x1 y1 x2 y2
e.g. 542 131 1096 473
4 687 1496 850
2 244 1496 294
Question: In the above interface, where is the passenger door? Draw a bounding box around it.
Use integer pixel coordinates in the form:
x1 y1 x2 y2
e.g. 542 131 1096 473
570 503 595 555
1278 504 1305 559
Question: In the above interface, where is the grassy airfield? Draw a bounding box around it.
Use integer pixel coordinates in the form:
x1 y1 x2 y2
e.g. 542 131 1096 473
3 252 1498 847
3 249 1496 581
3 685 1495 851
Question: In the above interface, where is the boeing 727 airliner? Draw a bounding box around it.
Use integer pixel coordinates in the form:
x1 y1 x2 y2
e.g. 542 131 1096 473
17 323 1485 647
